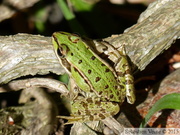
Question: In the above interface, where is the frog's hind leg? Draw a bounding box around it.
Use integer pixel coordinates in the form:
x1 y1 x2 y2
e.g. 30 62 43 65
58 98 120 124
115 47 136 104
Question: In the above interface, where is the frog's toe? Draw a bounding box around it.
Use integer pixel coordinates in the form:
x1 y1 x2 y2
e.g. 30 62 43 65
57 115 82 125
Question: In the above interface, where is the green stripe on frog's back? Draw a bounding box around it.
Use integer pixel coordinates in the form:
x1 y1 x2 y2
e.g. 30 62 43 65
57 32 122 102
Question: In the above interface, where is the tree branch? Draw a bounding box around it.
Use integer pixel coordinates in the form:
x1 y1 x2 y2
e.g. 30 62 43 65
104 0 180 70
0 0 179 86
0 34 66 84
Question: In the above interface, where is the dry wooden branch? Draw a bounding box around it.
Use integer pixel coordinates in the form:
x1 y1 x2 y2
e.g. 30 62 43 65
0 78 69 94
104 0 180 70
0 34 66 84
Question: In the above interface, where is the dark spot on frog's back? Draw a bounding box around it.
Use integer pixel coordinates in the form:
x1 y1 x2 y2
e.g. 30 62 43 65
105 68 110 72
95 77 101 82
116 91 120 96
70 53 73 56
91 56 96 60
88 69 92 74
114 85 118 89
105 85 109 89
78 110 81 115
110 94 114 98
99 91 103 95
120 85 125 89
78 60 82 64
101 63 105 66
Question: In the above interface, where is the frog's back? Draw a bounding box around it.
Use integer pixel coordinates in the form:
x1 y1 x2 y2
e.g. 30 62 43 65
66 35 124 102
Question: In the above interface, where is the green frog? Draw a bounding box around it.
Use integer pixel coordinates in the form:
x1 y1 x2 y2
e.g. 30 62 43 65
52 32 135 124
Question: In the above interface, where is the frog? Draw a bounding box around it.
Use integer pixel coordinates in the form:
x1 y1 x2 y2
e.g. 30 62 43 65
52 32 135 124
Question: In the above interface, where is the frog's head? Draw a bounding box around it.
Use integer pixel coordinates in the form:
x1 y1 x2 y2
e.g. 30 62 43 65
52 32 82 57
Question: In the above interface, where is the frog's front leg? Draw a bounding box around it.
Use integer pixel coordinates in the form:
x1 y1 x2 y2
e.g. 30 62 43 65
58 97 120 124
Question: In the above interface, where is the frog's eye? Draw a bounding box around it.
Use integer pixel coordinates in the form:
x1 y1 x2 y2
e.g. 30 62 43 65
57 47 64 58
57 44 68 58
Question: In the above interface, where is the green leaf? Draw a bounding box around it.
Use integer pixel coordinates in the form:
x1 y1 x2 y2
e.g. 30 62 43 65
56 0 86 35
34 4 47 33
140 93 180 128
70 0 94 12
